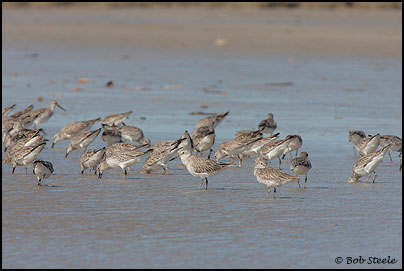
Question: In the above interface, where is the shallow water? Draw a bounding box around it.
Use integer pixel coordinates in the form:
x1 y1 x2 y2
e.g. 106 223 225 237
2 15 402 269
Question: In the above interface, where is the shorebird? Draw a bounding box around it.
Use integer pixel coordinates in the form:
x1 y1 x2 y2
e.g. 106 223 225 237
29 100 66 129
106 142 148 156
101 129 122 145
290 151 312 188
2 105 34 134
3 122 45 151
380 135 402 162
52 118 101 148
192 126 215 159
102 124 150 146
80 147 106 175
214 135 263 167
178 130 194 154
254 156 299 198
2 104 16 116
65 128 101 158
102 111 132 126
348 130 366 156
258 113 277 135
141 138 185 174
234 128 263 140
14 109 44 129
348 144 392 183
5 130 48 157
2 117 17 136
356 134 381 157
33 160 54 186
11 142 46 174
281 134 303 159
191 111 229 137
178 149 233 189
97 149 152 179
238 133 280 163
6 104 34 121
260 136 295 169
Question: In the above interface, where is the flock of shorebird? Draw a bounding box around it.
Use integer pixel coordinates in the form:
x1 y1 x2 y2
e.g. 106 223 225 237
2 100 402 197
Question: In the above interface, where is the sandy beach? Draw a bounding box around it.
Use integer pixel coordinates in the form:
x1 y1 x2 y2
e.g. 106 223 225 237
2 5 402 58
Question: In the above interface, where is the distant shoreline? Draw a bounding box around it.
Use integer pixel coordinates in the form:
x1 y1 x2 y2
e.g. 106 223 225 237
2 2 402 9
3 4 402 59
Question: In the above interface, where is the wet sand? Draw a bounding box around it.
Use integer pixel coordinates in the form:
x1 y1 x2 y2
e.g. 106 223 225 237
2 6 402 269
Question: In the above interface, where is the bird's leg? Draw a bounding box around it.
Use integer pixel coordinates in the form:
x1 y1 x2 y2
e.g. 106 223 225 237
267 187 271 198
278 157 282 170
295 150 298 158
208 149 212 160
166 167 170 175
297 174 301 188
238 156 242 167
290 152 293 160
304 175 308 188
281 153 286 160
205 177 208 190
12 167 16 174
388 151 393 162
363 173 372 183
353 145 357 156
273 187 277 198
200 178 204 189
25 166 27 175
37 178 41 186
372 171 377 183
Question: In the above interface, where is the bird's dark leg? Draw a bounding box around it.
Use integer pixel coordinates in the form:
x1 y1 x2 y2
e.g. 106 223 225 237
205 177 209 190
372 171 377 183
